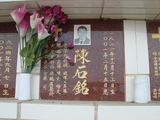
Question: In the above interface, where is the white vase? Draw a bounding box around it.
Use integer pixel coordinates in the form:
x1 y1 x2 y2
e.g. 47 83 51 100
134 75 149 103
18 73 31 100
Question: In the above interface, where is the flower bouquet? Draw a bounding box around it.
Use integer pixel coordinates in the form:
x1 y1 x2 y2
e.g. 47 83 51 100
10 4 73 100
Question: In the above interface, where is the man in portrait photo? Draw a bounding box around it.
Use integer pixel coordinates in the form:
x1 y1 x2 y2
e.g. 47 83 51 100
74 25 91 45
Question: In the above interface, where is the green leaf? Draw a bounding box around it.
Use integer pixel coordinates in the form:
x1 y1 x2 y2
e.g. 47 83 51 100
26 57 34 66
28 52 35 59
20 47 27 57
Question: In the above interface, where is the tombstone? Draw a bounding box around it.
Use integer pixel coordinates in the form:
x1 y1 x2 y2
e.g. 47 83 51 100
147 21 160 101
40 19 125 101
0 33 18 97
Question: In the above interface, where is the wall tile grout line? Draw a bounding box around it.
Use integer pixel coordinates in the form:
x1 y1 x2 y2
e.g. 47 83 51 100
93 102 98 120
17 100 32 120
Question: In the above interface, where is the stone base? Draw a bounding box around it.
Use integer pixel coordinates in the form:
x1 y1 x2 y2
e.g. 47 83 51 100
0 98 160 120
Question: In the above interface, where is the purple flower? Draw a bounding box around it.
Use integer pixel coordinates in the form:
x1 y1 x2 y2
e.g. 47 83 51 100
10 4 27 24
67 43 74 49
49 22 55 27
44 13 54 25
65 56 72 60
58 14 68 24
53 5 62 16
30 11 44 29
41 6 53 16
51 25 56 32
56 11 64 19
19 13 30 37
45 26 50 31
38 21 50 40
52 32 56 37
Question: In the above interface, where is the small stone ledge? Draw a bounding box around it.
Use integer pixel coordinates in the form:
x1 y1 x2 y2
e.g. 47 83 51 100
1 98 160 120
1 98 160 106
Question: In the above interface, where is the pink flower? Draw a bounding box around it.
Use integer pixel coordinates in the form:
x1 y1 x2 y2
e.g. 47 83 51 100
52 32 56 37
38 22 50 40
44 13 54 25
67 43 74 49
65 56 72 60
45 26 50 31
30 11 44 29
19 13 30 37
56 11 64 19
41 6 52 12
53 5 62 16
49 22 55 27
41 6 53 16
51 25 56 32
58 14 68 24
10 4 27 24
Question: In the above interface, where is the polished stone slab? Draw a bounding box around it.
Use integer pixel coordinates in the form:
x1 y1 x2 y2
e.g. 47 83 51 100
40 19 125 101
147 21 160 101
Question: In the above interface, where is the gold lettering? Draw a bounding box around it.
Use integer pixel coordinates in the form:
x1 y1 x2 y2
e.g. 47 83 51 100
72 67 88 79
5 51 11 55
111 83 115 88
49 82 54 97
43 84 47 90
110 72 114 76
4 56 11 62
111 64 115 71
5 63 11 67
152 27 160 44
63 71 68 76
6 40 13 45
153 89 158 99
103 77 108 82
109 36 115 40
153 52 157 56
3 89 9 95
0 40 4 44
103 52 108 59
3 75 10 80
103 36 108 40
0 57 3 62
103 42 108 46
103 32 107 35
104 83 108 87
4 67 10 73
104 64 108 71
49 71 54 75
5 46 12 49
56 84 61 94
104 71 108 76
74 49 91 64
4 84 9 88
73 80 89 95
110 89 115 94
0 46 3 50
158 89 160 98
63 76 67 80
63 89 67 93
110 77 115 82
43 72 48 81
49 76 55 81
63 84 67 88
103 89 109 95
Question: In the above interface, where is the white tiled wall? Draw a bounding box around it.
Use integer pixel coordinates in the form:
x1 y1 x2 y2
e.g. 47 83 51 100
21 102 94 120
124 20 150 102
0 101 17 119
0 19 160 120
98 102 160 120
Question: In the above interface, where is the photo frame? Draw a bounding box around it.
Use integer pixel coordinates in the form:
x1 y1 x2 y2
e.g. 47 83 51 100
73 24 91 45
